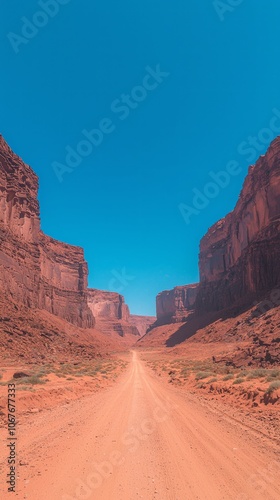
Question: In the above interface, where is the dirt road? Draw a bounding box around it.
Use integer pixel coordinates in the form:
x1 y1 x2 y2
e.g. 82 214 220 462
1 350 279 499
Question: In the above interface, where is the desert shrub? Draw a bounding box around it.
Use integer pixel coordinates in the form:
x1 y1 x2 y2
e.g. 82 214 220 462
196 382 206 389
180 368 190 376
223 374 234 381
266 369 280 381
16 375 46 385
246 369 267 379
214 365 233 375
266 380 280 394
236 370 249 378
207 377 218 383
195 371 213 380
233 378 245 385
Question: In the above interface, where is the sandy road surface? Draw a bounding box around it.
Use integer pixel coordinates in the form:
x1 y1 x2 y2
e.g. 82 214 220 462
1 350 279 499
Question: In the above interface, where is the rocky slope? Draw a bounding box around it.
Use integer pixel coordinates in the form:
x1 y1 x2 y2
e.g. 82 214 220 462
138 291 280 368
196 136 280 313
0 135 94 328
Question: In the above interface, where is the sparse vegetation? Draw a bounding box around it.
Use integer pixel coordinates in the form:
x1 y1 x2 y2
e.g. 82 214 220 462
207 377 218 383
233 378 245 385
143 356 280 403
246 369 267 379
3 358 127 391
223 374 234 381
17 385 35 391
266 380 280 394
16 375 47 385
195 371 213 381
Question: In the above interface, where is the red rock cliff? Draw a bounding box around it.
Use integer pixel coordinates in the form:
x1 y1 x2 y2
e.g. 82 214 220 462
156 284 199 324
196 137 280 312
87 289 140 337
87 289 130 321
129 315 156 337
0 135 94 328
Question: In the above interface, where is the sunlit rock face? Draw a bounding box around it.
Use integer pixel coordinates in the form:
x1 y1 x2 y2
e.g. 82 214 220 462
0 135 94 328
87 289 141 337
87 290 130 321
196 137 280 313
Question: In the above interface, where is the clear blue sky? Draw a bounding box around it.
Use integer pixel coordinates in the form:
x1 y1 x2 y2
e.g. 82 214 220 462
1 1 280 315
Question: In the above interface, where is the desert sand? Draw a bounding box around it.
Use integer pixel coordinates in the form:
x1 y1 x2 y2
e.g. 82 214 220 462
0 350 279 500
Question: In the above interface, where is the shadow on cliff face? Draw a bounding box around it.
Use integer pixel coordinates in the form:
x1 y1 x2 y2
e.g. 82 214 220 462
164 303 255 348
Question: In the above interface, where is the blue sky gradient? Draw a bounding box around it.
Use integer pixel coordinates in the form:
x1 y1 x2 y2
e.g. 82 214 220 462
1 1 280 315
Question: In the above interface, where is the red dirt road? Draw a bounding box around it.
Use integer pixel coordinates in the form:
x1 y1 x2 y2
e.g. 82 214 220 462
1 351 279 499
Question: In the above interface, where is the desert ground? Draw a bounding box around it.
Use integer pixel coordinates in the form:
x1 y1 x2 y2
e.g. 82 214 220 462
0 348 279 500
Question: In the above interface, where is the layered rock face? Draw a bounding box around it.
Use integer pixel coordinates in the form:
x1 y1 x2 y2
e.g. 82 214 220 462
154 137 280 326
129 315 156 337
196 137 280 313
87 289 140 337
156 285 199 325
87 290 129 321
0 135 94 328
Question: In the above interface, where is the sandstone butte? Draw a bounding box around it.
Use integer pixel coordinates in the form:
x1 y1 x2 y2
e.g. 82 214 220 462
0 134 155 358
154 135 280 325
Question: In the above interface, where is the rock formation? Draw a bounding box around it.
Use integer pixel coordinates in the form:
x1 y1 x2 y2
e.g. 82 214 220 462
87 290 130 321
196 137 280 313
87 289 140 337
0 135 165 359
156 285 199 325
0 135 93 328
154 136 280 325
129 315 156 337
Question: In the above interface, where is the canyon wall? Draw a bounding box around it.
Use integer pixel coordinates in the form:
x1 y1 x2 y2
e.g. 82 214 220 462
87 289 140 337
196 137 280 313
156 285 199 325
155 137 280 325
0 135 94 328
129 315 156 337
87 289 130 321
